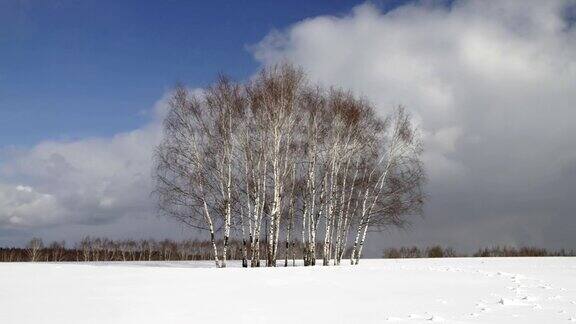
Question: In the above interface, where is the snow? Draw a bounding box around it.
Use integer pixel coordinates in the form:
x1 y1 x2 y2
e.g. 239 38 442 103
1 257 575 323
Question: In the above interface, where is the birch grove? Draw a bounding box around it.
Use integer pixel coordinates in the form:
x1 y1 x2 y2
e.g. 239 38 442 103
154 63 425 267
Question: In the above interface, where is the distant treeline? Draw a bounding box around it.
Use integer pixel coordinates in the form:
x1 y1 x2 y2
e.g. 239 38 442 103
383 245 576 259
1 238 574 262
0 237 329 263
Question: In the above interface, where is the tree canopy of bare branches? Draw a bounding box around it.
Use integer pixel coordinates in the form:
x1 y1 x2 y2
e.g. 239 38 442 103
154 63 425 268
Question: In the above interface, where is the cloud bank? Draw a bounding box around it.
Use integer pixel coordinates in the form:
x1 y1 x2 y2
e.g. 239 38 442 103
251 0 576 252
1 0 575 253
0 95 187 244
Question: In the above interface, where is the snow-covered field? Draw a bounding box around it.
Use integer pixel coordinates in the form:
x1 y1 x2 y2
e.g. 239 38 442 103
1 258 575 323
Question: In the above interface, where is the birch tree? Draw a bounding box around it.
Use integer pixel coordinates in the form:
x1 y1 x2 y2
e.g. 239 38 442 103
245 64 304 266
155 85 227 267
350 107 424 265
26 237 43 262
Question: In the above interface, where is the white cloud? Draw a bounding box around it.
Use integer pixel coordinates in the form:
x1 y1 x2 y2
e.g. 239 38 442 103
0 183 63 226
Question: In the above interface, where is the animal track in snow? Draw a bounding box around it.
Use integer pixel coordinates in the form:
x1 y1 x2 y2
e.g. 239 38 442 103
384 316 405 322
498 298 530 306
426 315 444 322
520 295 539 302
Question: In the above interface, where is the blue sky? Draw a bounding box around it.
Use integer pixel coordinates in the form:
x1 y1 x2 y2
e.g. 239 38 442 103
0 0 410 147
